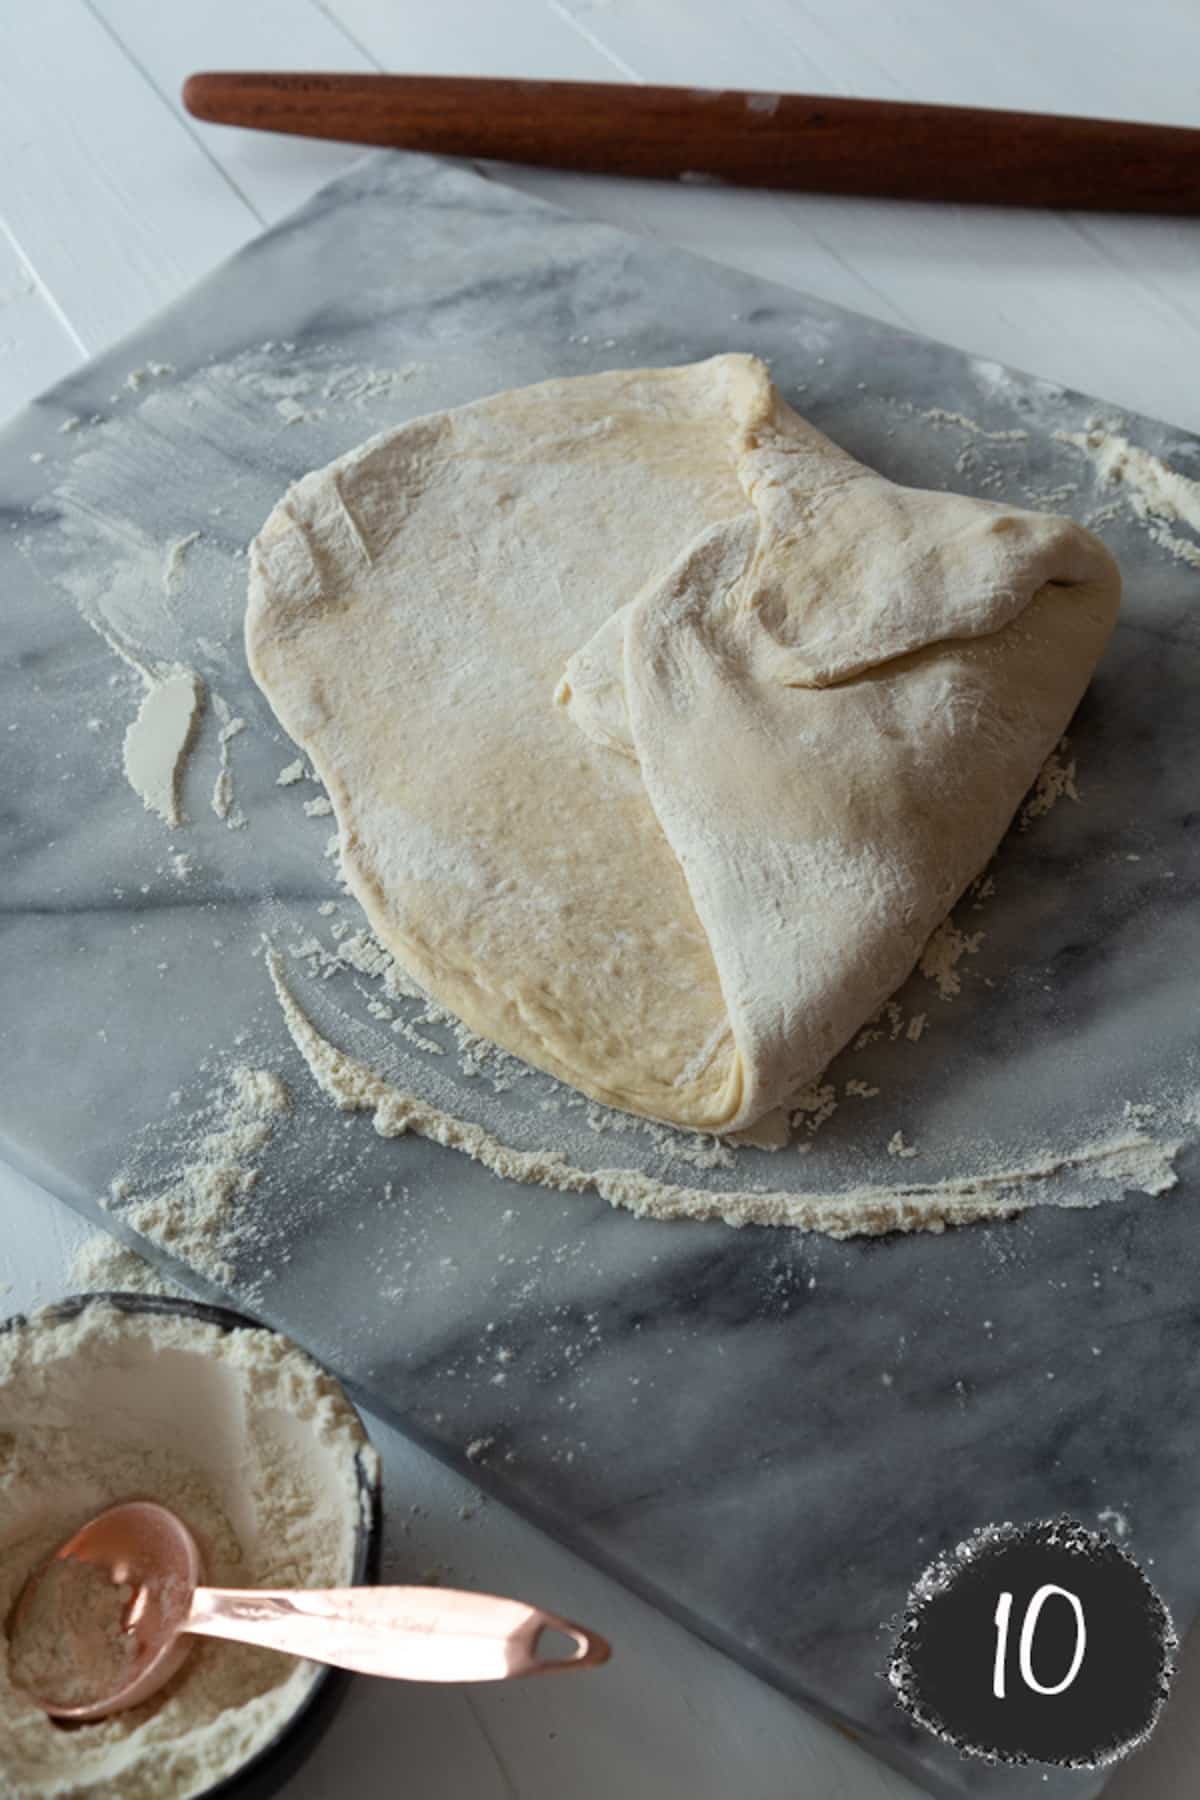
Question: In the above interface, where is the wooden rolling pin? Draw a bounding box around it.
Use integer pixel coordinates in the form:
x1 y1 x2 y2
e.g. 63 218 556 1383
181 73 1200 213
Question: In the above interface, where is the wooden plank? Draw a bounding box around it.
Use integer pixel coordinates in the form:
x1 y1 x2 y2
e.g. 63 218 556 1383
91 0 377 225
550 0 837 92
320 0 620 79
553 0 1200 118
0 227 83 425
0 0 260 356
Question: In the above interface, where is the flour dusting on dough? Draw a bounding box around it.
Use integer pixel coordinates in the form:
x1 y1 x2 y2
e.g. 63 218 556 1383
247 354 1119 1136
284 925 745 1172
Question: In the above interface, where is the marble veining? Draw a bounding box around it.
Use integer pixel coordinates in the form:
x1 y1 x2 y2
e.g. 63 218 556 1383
2 152 1199 1799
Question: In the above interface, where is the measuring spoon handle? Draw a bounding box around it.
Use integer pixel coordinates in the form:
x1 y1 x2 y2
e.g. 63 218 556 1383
185 1584 610 1682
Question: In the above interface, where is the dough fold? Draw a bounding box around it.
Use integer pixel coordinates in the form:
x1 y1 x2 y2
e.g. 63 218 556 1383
248 355 1120 1133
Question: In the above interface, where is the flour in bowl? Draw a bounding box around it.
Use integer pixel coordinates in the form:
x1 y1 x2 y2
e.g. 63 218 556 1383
0 1300 375 1798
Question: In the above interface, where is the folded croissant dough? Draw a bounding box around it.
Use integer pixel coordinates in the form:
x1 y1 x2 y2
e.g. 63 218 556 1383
247 355 1120 1134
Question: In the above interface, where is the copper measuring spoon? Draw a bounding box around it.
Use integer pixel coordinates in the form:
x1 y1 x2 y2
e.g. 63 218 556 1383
9 1501 610 1721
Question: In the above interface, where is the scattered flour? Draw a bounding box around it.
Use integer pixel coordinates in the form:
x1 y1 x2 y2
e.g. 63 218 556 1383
1057 427 1200 570
276 759 305 786
163 531 200 591
924 408 1029 443
105 1067 290 1286
1097 1507 1131 1542
233 358 421 429
1019 738 1079 829
790 1084 838 1135
68 1230 183 1298
852 999 912 1049
39 347 429 848
125 363 174 391
210 695 247 830
919 918 985 1001
266 950 1185 1239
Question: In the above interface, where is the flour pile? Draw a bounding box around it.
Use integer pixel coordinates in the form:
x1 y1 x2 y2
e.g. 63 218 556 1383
9 1556 138 1712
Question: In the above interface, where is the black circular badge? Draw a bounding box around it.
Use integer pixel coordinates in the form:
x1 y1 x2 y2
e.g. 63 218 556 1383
887 1517 1176 1768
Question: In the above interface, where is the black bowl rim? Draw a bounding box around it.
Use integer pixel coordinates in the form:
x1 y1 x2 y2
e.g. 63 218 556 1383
0 1289 384 1800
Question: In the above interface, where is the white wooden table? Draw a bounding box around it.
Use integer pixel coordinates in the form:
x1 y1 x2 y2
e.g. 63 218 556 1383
2 5 1198 1794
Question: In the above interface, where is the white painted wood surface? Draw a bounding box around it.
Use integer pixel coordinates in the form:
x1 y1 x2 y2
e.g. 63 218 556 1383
2 3 1199 1794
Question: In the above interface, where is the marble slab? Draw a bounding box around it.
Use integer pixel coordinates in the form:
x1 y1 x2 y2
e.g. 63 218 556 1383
2 152 1199 1799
